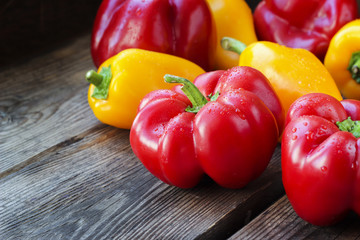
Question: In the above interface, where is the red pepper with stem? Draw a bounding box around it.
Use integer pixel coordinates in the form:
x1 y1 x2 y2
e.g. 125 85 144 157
282 93 360 226
91 0 216 71
254 0 358 60
130 66 283 189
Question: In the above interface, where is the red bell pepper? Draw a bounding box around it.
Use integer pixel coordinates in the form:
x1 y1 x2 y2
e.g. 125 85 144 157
282 93 360 226
254 0 358 60
130 66 284 189
91 0 216 71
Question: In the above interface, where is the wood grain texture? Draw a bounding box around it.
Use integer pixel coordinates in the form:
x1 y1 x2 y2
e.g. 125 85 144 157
0 33 99 176
230 196 360 240
0 122 283 240
0 32 285 239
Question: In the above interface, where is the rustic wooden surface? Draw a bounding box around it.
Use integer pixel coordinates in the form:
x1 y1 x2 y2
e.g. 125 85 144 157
0 32 287 240
2 32 359 240
1 34 98 176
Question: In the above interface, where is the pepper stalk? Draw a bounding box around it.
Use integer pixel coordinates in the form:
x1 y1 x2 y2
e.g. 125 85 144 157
86 65 112 99
220 37 247 55
336 117 360 138
164 74 219 113
347 51 360 83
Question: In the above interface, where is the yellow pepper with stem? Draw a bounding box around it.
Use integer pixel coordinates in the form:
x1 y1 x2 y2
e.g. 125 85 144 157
324 19 360 100
221 37 343 119
206 0 257 70
86 48 205 129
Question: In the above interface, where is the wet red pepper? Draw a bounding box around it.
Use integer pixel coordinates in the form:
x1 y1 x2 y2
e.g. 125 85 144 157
282 93 360 226
130 66 284 189
254 0 358 60
91 0 216 70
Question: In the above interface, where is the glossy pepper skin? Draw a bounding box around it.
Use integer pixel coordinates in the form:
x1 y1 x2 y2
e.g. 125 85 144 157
325 19 360 99
86 48 205 129
254 0 358 60
130 66 283 189
206 0 257 70
282 93 360 226
91 0 216 71
221 37 343 121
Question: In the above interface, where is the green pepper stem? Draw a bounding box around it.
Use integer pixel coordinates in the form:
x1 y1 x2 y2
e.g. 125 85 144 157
85 65 112 100
336 117 360 138
347 51 360 83
221 37 247 55
86 70 103 87
164 74 208 113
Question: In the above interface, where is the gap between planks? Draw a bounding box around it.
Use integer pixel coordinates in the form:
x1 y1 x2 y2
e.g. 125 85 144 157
230 195 360 240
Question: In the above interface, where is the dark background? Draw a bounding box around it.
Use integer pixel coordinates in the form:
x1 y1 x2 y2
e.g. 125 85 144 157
0 0 261 67
1 0 357 67
0 0 102 67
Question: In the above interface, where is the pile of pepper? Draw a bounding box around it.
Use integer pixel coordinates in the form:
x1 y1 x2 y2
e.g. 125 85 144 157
85 0 360 227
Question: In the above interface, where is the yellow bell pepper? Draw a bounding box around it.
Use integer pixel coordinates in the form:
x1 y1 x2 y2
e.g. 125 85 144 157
324 19 360 99
206 0 257 70
86 48 205 129
221 37 343 118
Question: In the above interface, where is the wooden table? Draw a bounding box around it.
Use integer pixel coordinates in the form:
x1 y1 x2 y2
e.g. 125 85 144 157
1 1 360 239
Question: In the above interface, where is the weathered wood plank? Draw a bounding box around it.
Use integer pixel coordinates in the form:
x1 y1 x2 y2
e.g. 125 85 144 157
0 121 284 240
0 33 99 176
230 195 360 240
